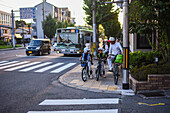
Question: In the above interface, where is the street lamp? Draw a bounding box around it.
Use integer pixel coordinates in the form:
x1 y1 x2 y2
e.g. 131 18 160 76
99 0 130 89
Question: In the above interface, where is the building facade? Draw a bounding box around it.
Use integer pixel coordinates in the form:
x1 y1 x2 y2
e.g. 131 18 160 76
33 1 71 39
0 10 12 42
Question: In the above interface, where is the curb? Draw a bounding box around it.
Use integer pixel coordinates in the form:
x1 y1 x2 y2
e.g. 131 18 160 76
0 47 25 51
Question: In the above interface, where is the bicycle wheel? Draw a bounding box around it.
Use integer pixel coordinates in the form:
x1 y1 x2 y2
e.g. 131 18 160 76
95 69 99 81
86 66 90 78
113 64 119 85
82 68 87 82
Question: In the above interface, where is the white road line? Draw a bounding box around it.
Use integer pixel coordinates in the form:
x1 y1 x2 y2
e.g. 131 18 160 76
34 63 63 72
0 61 19 66
4 62 41 71
19 62 52 72
0 61 30 70
0 61 7 63
39 98 119 105
50 63 76 73
27 109 118 113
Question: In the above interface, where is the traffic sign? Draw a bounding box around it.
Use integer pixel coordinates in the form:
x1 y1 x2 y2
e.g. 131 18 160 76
20 7 36 19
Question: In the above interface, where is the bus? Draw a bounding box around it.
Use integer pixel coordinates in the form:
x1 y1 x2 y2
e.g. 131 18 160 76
54 27 93 55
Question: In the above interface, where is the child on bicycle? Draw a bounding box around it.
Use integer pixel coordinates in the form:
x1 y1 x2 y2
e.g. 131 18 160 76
96 48 107 78
80 47 93 79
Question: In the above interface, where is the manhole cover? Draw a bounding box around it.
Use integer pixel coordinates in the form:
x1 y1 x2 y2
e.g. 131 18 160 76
139 91 165 97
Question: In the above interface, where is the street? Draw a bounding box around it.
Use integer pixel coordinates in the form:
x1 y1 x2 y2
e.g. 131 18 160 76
0 49 169 113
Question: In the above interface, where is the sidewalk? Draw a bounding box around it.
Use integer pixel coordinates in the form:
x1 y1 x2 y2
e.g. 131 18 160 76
0 47 25 51
59 60 135 95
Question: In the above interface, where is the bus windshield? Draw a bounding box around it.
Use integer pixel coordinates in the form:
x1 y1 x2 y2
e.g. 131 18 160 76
58 33 78 44
29 40 41 46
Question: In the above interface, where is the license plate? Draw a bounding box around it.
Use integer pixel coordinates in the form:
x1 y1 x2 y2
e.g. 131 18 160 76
28 51 32 53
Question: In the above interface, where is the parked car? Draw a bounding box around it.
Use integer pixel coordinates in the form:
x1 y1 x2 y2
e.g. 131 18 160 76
26 39 51 56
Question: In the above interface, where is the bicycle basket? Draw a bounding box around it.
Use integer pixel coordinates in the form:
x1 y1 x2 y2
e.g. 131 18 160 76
114 54 123 63
81 61 87 67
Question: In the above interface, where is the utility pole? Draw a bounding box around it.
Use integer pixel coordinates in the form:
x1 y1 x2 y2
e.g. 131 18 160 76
43 0 45 39
11 10 15 49
93 0 97 57
122 0 129 89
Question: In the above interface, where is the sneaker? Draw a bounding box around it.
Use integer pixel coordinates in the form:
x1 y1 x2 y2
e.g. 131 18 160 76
90 75 93 79
103 75 106 78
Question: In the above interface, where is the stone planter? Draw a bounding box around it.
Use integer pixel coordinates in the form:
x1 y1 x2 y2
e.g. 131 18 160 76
129 74 170 93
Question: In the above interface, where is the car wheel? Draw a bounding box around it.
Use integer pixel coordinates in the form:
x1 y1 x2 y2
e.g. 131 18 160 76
26 54 30 56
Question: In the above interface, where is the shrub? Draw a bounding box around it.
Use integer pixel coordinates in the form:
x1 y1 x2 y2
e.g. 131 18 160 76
131 61 170 81
0 40 7 45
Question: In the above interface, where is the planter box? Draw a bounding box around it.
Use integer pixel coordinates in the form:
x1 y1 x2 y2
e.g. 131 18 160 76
129 74 170 93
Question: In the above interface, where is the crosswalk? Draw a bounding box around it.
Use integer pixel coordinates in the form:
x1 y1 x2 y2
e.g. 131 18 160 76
0 60 76 74
27 98 119 113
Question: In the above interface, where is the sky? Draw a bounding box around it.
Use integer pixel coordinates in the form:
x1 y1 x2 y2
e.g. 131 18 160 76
0 0 123 26
0 0 86 25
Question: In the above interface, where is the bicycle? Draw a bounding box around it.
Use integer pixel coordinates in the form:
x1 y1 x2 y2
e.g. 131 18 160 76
81 60 90 82
110 54 123 85
95 59 105 81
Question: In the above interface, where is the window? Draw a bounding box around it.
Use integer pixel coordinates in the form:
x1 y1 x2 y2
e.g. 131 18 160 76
137 33 152 49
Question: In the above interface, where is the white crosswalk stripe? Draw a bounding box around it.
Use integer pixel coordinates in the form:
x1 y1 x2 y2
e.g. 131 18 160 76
35 63 64 73
50 63 76 73
39 98 119 105
27 109 118 113
28 98 119 113
0 61 30 70
0 61 8 64
0 61 77 74
5 62 41 71
0 61 19 66
19 62 53 72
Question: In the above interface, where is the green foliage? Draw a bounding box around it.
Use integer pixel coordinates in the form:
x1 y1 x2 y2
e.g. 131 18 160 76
131 62 170 81
83 0 121 37
129 0 170 60
15 20 26 28
43 14 56 39
56 20 74 29
129 51 162 69
0 40 7 45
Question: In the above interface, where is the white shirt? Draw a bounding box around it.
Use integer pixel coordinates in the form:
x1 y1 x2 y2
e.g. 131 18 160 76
109 42 123 55
85 43 91 49
105 45 109 50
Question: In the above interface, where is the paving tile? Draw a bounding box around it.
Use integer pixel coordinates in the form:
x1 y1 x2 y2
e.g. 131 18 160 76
107 86 118 91
99 85 109 90
70 79 80 84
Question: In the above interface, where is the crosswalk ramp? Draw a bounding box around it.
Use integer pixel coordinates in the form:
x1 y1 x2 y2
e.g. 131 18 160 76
0 60 76 74
27 98 119 113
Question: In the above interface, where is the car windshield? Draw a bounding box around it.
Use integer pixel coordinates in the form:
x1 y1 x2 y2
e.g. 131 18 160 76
29 40 41 46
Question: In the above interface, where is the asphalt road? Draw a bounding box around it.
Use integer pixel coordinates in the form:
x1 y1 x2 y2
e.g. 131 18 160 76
0 49 169 113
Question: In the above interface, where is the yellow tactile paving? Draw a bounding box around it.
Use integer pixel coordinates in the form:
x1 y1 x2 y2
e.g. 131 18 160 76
76 81 85 86
90 81 101 89
70 79 80 84
107 86 118 91
99 85 109 90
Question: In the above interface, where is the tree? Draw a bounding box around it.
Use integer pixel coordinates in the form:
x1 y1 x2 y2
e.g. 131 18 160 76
15 20 26 28
43 14 56 39
129 0 170 60
83 0 121 38
56 20 74 29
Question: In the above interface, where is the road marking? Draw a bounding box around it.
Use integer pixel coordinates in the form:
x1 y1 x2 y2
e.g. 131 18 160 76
35 63 64 72
50 63 76 73
27 109 118 113
4 62 41 71
0 61 19 66
0 61 30 70
0 61 7 63
138 102 165 106
39 98 119 105
19 62 52 72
